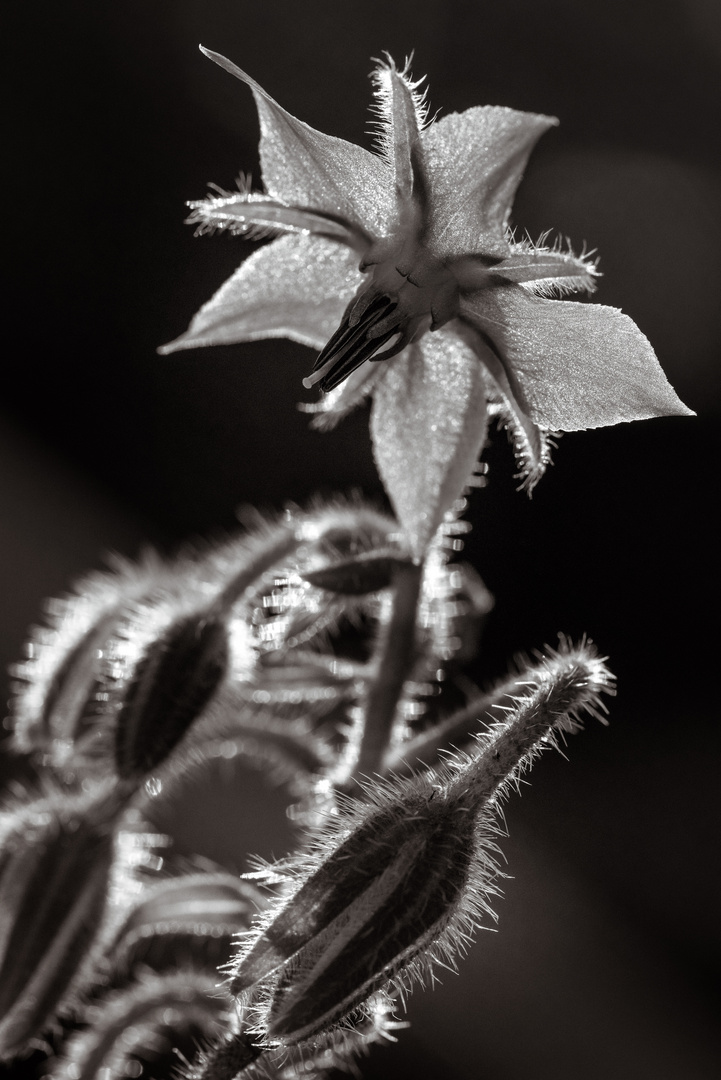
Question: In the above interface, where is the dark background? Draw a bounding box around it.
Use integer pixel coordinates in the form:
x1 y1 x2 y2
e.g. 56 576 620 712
3 2 720 1078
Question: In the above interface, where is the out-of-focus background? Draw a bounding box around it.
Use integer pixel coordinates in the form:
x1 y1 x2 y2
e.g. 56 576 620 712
3 2 720 1077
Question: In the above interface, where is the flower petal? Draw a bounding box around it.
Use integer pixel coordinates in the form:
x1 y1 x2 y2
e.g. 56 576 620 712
422 106 557 260
370 329 489 557
160 235 361 354
201 49 394 238
460 285 694 431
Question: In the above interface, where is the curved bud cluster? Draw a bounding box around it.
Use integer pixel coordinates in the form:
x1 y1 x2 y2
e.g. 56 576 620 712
2 483 621 1080
9 504 401 798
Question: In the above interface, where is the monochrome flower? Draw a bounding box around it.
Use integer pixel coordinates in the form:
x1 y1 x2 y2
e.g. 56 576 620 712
162 51 692 554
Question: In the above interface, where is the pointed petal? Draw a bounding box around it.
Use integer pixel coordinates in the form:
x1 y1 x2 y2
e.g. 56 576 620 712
159 235 361 354
460 285 694 431
422 107 557 259
201 49 394 238
186 191 369 250
370 328 489 557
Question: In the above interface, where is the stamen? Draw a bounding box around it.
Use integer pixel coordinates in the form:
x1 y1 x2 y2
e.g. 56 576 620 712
318 328 402 392
305 294 405 394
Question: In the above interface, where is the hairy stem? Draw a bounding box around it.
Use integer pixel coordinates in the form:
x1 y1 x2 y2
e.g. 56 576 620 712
383 670 538 775
347 560 424 783
197 1032 264 1079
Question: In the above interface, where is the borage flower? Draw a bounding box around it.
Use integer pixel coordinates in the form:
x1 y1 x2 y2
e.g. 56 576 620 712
162 50 692 555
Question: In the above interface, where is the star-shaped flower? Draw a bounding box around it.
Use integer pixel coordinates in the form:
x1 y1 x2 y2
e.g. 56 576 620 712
162 50 692 555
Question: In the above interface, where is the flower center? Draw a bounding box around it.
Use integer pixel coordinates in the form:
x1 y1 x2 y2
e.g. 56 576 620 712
303 242 460 394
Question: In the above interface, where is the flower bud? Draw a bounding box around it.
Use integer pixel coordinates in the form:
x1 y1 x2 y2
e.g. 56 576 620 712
0 784 122 1060
54 969 232 1080
299 550 414 595
263 789 477 1041
10 557 165 760
228 640 613 1043
113 612 229 781
104 872 264 982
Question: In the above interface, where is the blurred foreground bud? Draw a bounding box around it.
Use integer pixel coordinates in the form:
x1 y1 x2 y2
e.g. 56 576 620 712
299 549 414 595
112 610 231 782
54 969 232 1080
104 872 264 982
10 559 257 788
10 556 167 760
228 640 613 1043
0 783 123 1059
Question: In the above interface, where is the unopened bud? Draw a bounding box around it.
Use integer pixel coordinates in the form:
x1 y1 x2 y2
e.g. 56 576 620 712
299 550 413 595
54 969 232 1080
264 788 477 1041
10 557 165 759
114 613 229 780
105 872 263 982
228 640 613 1043
0 784 122 1060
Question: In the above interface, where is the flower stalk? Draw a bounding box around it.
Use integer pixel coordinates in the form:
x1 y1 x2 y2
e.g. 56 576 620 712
345 559 424 784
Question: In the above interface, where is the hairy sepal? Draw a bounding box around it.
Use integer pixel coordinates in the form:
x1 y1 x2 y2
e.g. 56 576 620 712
187 189 366 249
370 55 428 207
